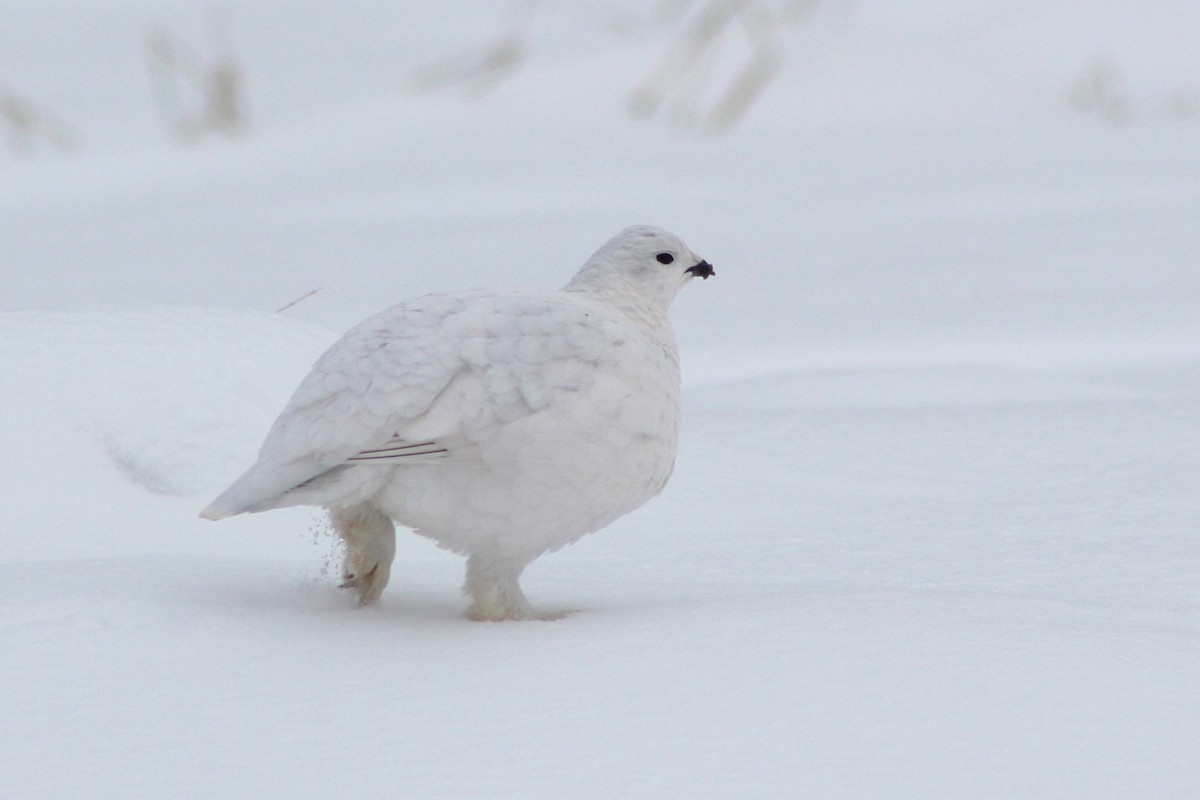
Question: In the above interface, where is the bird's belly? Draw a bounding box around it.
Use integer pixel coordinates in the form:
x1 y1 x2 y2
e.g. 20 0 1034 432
372 398 679 559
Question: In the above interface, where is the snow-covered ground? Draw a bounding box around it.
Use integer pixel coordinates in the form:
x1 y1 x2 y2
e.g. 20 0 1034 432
2 2 1198 797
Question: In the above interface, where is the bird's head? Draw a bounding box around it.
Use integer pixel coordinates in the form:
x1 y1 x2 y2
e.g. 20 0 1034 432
566 225 715 309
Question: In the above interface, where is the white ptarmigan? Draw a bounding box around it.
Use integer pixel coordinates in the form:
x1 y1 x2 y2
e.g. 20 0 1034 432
201 225 714 620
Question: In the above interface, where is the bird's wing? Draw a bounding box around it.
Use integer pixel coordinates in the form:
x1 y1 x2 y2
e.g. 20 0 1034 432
202 290 621 518
343 433 449 463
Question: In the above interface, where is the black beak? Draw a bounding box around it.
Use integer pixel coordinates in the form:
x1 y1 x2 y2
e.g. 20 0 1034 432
686 260 715 279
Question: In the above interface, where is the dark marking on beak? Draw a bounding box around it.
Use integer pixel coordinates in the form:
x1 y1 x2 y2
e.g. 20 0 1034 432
686 260 715 279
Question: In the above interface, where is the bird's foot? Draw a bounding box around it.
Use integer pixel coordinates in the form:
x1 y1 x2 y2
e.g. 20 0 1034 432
463 554 566 621
339 560 390 606
464 600 573 622
330 504 396 606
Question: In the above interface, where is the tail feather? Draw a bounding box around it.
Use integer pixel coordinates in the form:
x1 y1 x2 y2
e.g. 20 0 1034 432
199 458 327 521
198 504 233 521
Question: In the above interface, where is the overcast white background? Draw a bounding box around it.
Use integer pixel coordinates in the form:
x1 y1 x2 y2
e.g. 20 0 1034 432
2 2 1198 797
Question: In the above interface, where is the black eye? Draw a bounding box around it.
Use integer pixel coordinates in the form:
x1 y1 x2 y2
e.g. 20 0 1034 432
656 252 674 265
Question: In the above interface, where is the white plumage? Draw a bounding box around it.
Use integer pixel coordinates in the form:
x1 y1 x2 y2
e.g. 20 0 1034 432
202 225 714 620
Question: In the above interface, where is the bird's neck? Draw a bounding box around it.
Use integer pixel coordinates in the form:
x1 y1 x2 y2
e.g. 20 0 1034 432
565 282 677 362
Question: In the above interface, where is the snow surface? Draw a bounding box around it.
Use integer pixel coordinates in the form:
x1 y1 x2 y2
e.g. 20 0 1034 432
2 2 1198 797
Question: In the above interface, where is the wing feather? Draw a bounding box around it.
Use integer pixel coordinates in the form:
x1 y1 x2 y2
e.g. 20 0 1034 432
202 290 617 518
345 434 449 463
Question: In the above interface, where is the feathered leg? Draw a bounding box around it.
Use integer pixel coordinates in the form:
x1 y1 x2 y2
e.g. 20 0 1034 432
464 553 566 621
464 554 533 620
330 503 395 605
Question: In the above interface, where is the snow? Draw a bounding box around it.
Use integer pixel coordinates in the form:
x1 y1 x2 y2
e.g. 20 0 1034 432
2 1 1198 797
